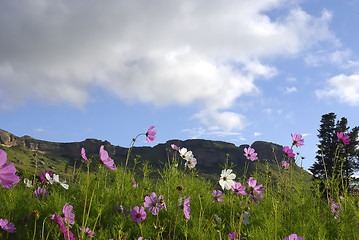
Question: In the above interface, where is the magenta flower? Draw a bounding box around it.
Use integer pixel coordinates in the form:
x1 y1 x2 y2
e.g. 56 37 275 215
81 147 89 163
34 187 48 199
337 132 350 145
291 133 304 148
50 214 76 240
246 177 264 202
0 219 16 233
282 161 290 170
143 192 167 215
62 203 75 225
282 233 305 240
244 147 258 161
283 146 295 159
0 149 20 189
212 190 224 203
131 206 146 222
99 145 117 170
171 144 180 151
40 169 53 184
331 200 341 214
132 177 138 188
146 126 156 143
231 182 247 195
80 226 94 238
183 196 191 220
247 177 264 195
228 231 240 240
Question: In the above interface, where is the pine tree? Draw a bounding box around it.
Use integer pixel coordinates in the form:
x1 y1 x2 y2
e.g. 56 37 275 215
309 113 359 182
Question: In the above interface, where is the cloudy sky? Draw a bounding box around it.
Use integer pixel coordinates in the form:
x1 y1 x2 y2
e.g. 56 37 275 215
0 0 358 171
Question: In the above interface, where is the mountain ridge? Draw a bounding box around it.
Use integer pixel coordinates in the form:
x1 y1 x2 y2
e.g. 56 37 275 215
0 128 299 178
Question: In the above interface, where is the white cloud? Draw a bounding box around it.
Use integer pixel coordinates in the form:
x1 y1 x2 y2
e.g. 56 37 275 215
0 0 337 131
284 87 297 94
254 132 262 137
305 49 352 67
316 74 359 105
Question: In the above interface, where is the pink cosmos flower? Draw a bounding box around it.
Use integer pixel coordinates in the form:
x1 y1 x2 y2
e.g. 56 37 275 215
228 232 240 240
62 203 75 225
146 126 156 143
131 206 146 222
337 132 350 145
330 200 341 215
231 182 247 196
99 145 117 170
244 147 258 161
34 187 48 199
81 147 89 163
171 144 180 151
132 177 138 188
282 233 305 240
291 133 304 148
283 146 295 159
246 177 264 202
0 219 16 233
0 149 20 189
212 190 224 203
80 226 94 238
282 161 290 170
143 192 167 215
183 196 191 220
50 214 75 240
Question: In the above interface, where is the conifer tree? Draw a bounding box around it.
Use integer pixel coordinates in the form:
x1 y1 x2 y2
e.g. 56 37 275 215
309 113 359 182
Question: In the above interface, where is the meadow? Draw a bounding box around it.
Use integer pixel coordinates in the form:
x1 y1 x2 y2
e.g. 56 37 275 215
0 127 358 240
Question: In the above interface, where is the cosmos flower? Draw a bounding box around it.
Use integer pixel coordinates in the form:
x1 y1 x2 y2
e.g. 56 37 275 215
143 192 167 215
24 178 33 188
283 146 295 159
40 170 53 184
62 203 75 225
246 177 264 202
0 219 16 233
146 126 156 144
45 173 69 189
244 147 258 161
291 133 304 148
282 233 305 240
231 182 247 195
179 148 194 161
99 145 117 170
81 147 89 163
219 169 236 190
34 187 48 199
132 177 138 188
80 226 94 238
282 161 290 170
171 144 180 151
228 231 240 240
337 132 350 145
184 157 197 168
183 196 191 220
0 149 20 189
212 190 224 203
131 206 146 222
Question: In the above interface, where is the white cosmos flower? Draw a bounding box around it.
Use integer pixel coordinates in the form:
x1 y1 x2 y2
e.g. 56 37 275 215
179 148 193 160
219 169 236 190
184 157 197 169
45 173 69 190
23 178 33 188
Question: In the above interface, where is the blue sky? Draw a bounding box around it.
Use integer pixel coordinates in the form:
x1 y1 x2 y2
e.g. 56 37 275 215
0 0 358 171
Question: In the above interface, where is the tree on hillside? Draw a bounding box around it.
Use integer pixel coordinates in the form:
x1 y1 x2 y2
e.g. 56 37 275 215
309 113 359 184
